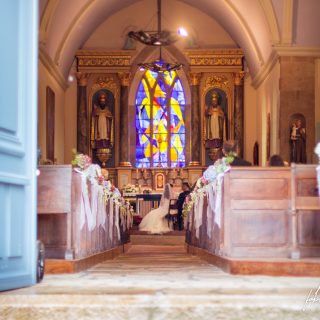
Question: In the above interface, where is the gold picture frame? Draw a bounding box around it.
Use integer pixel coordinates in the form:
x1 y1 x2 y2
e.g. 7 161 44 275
154 172 165 190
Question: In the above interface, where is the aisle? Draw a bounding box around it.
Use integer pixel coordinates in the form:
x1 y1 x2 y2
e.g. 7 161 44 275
0 242 319 320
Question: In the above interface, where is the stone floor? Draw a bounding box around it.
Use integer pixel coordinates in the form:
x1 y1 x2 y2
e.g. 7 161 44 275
1 243 320 319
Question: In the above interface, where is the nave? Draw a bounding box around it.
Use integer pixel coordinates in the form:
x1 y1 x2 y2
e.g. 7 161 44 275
0 235 319 320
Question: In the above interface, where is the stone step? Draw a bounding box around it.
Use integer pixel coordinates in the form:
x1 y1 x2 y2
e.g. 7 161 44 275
130 234 185 246
1 245 319 320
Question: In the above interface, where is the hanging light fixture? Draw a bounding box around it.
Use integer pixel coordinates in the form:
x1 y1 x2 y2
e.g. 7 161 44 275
128 0 187 46
128 0 187 73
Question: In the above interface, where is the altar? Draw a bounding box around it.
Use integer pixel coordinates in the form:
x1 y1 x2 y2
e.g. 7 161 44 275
123 193 162 217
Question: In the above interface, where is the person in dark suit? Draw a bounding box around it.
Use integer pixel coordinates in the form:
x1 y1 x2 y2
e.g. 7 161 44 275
176 182 190 230
268 154 285 167
222 140 252 166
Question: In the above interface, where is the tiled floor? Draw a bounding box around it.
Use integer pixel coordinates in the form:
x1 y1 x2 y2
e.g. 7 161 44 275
1 244 319 319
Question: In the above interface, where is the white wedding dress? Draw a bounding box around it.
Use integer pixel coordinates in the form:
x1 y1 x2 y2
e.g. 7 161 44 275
139 184 173 234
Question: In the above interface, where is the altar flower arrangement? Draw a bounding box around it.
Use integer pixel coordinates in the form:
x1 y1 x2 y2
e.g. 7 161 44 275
182 154 234 217
71 149 92 170
122 184 137 194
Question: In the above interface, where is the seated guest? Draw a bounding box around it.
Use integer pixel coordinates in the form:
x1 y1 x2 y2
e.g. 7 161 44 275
268 154 285 167
176 182 190 230
222 140 252 166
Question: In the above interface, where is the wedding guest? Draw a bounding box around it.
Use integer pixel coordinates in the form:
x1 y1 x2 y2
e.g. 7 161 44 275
176 182 190 230
268 154 285 167
222 140 252 166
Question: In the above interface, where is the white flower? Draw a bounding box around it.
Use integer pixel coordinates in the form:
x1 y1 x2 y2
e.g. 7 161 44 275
203 165 217 183
315 142 320 158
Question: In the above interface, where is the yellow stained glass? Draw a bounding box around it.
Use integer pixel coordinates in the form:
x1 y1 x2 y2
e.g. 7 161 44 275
164 71 175 86
170 148 178 161
144 142 151 157
145 70 156 88
154 84 166 98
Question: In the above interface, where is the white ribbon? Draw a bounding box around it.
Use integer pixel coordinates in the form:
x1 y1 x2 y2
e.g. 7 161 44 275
206 183 217 238
80 175 95 231
194 194 204 239
97 186 106 230
89 182 98 231
108 200 114 241
213 174 224 228
115 203 121 240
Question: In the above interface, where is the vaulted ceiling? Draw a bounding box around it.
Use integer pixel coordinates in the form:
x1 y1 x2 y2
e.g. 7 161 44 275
39 0 320 81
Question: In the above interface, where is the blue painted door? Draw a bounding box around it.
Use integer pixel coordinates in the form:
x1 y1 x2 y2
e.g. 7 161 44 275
0 0 38 291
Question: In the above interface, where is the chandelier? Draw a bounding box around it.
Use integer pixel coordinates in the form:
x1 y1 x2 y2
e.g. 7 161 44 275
128 0 187 73
138 47 183 73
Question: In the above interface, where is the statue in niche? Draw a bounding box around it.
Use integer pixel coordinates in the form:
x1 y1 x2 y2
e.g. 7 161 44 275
91 91 114 149
204 90 227 161
290 118 306 163
205 91 226 149
91 90 114 167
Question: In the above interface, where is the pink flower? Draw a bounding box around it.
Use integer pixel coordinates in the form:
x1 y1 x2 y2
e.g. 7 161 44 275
97 175 104 185
201 177 208 185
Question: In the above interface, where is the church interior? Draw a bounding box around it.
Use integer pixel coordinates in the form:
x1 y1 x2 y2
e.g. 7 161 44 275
1 0 320 318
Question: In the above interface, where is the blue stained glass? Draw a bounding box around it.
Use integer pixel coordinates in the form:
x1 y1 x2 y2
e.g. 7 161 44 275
150 70 159 80
136 158 150 168
171 90 185 105
136 120 150 133
172 79 186 105
136 104 150 116
174 79 183 91
154 96 166 106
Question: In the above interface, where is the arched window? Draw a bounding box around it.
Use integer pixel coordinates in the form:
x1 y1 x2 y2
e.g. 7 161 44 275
135 70 186 168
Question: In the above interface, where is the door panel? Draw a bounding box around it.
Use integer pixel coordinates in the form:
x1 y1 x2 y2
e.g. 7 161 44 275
0 0 38 291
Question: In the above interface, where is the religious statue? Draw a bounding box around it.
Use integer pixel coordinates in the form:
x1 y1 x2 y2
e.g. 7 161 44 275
91 91 114 149
204 91 226 149
204 91 227 162
91 91 114 167
290 119 306 163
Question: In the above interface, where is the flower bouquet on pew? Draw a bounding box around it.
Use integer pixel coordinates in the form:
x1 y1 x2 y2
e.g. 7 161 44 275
70 149 134 226
71 149 92 171
182 155 234 217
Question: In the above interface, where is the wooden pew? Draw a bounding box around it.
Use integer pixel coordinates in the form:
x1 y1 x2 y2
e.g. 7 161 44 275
187 165 320 260
291 164 320 258
37 165 126 261
222 167 291 258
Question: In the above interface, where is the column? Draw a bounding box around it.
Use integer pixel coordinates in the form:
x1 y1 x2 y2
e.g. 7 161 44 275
189 72 202 166
118 72 132 167
76 72 89 154
233 71 245 157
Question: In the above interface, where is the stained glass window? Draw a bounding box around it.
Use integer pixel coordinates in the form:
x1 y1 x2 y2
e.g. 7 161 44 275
135 70 186 168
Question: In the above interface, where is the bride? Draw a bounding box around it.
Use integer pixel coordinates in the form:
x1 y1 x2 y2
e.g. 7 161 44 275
139 183 173 234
